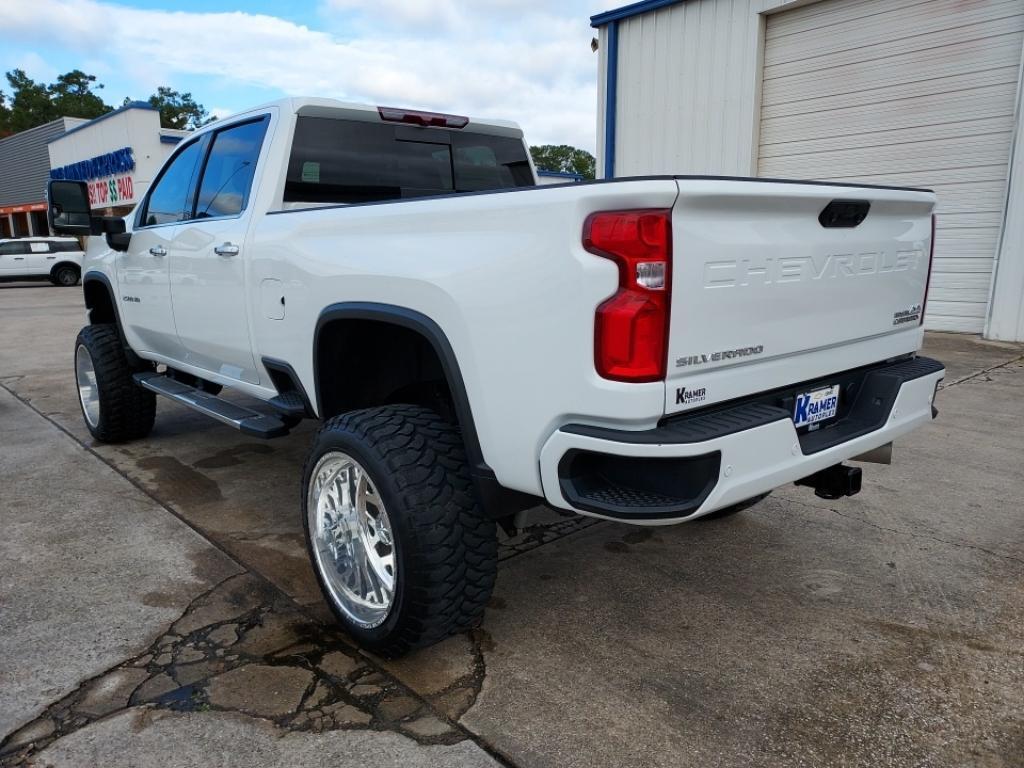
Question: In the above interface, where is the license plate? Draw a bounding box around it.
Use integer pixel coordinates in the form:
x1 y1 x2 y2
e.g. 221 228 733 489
793 385 840 428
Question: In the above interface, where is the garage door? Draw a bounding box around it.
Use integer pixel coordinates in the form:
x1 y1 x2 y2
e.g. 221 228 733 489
758 0 1024 332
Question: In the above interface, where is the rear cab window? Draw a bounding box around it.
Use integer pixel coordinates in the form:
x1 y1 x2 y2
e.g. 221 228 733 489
284 116 534 208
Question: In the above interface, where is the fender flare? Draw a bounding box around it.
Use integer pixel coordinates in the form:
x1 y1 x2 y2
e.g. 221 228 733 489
313 302 485 472
81 271 147 367
82 271 120 326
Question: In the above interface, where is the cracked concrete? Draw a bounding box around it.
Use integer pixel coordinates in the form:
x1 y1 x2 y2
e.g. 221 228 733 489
2 285 1023 767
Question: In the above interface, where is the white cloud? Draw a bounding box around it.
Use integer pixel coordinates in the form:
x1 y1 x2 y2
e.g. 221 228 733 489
0 0 617 151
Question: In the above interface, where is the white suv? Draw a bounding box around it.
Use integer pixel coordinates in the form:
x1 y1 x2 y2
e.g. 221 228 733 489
0 237 84 286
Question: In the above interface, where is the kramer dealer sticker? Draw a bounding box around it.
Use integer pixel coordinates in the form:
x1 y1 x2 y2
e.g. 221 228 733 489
793 385 840 428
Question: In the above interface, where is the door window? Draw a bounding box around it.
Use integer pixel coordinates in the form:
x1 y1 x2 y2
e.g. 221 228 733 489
0 241 29 255
194 119 268 219
29 242 50 253
142 140 205 227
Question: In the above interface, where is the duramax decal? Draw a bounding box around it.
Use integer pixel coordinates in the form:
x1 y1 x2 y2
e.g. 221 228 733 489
892 304 922 326
703 249 924 288
675 386 707 405
676 344 764 369
122 295 141 303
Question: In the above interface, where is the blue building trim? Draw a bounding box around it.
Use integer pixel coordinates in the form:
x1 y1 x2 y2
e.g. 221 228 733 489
537 170 586 181
603 20 620 179
48 101 158 144
590 0 683 27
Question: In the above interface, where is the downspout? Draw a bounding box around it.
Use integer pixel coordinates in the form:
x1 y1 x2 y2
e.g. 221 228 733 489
982 41 1024 339
604 20 619 180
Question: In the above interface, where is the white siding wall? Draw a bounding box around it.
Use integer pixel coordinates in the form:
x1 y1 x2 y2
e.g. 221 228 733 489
609 0 793 177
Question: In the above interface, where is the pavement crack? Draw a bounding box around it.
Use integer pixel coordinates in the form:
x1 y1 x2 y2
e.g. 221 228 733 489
938 354 1023 390
827 507 1024 568
0 383 531 765
783 495 1024 568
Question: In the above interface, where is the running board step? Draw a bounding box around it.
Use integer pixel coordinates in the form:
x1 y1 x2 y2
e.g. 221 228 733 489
134 372 292 438
267 390 309 419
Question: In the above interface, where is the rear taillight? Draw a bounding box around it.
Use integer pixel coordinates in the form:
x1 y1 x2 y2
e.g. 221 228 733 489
584 209 672 382
921 213 935 325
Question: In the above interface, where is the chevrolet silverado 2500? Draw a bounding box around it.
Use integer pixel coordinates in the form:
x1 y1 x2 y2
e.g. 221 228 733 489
47 98 944 656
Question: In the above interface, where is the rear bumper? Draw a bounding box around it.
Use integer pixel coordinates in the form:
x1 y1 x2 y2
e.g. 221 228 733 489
539 356 944 524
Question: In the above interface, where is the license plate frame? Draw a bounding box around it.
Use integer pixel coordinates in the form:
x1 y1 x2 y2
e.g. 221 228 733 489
793 384 840 428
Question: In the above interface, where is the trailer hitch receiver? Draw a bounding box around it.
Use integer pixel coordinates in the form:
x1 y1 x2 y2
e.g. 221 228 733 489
795 463 862 500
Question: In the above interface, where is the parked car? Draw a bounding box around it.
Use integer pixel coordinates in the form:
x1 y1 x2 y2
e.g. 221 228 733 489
0 236 84 286
47 97 944 656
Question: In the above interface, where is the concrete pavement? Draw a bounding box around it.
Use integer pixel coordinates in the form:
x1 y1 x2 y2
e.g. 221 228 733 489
1 282 1022 767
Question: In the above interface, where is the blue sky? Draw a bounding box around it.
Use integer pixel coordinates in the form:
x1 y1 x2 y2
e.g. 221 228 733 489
0 0 622 151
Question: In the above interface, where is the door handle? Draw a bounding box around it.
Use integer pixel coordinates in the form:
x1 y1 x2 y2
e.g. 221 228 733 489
149 246 167 257
214 243 240 257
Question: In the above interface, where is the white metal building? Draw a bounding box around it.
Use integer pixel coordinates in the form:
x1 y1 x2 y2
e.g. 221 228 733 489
592 0 1024 340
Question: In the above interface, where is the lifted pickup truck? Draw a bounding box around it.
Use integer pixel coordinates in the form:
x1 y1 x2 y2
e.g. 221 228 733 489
49 97 944 656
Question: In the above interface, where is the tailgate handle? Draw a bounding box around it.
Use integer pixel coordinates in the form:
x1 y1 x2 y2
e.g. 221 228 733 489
819 200 870 228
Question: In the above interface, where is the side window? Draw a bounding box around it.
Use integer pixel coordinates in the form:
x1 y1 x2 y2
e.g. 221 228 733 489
194 119 268 219
29 242 50 253
0 242 28 255
143 140 205 227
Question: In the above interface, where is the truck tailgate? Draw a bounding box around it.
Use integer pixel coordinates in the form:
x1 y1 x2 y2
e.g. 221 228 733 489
666 179 935 415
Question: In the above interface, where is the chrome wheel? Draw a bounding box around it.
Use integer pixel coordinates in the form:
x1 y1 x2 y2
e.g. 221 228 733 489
307 451 397 628
75 344 100 428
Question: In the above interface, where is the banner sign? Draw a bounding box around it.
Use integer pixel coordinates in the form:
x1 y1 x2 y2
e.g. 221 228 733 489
50 147 135 182
88 175 135 207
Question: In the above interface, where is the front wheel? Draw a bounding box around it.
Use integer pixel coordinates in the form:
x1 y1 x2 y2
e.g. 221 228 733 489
75 325 156 442
302 405 497 657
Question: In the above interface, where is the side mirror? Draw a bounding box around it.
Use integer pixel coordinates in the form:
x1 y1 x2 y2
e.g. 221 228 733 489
103 217 131 252
47 180 96 236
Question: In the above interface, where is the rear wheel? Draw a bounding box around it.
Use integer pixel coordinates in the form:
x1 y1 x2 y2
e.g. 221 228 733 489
51 264 80 287
302 404 497 657
75 324 156 442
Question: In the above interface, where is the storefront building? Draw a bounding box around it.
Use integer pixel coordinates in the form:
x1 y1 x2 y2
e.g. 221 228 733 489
47 102 188 219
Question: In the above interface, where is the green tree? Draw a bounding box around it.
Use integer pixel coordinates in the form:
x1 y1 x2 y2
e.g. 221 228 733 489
49 70 110 121
0 89 10 136
0 70 216 135
0 69 111 133
3 69 56 132
143 87 213 130
529 144 596 179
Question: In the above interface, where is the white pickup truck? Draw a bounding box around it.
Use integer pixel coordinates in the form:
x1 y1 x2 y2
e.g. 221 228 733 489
48 97 944 656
